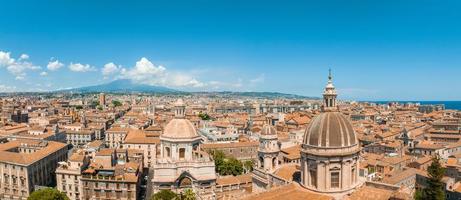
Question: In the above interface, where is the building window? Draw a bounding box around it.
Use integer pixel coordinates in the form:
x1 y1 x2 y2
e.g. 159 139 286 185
310 169 317 188
179 148 185 159
331 172 340 188
351 168 356 184
165 147 171 158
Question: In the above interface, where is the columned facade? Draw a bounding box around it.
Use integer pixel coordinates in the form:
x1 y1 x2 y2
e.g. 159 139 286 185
300 149 360 194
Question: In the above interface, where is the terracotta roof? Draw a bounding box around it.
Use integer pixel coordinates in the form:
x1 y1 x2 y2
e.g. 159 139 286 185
382 168 418 185
216 174 252 185
0 140 67 166
124 129 160 144
243 183 332 200
346 186 394 200
201 141 258 149
274 164 299 181
281 145 301 160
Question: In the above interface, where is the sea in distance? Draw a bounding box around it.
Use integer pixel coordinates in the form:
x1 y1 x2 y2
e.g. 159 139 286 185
363 101 461 111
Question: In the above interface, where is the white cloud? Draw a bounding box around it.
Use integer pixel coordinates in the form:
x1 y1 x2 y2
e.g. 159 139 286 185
119 57 205 88
15 76 25 80
47 60 64 71
68 63 96 72
0 51 41 79
19 54 29 60
250 74 265 84
40 71 48 76
0 84 16 92
168 73 205 88
207 79 244 90
0 51 15 66
102 62 121 78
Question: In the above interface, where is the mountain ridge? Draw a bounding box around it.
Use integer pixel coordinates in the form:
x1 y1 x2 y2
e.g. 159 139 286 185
56 79 317 99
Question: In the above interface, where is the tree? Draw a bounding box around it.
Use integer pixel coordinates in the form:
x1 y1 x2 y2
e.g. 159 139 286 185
212 150 244 176
112 100 122 107
418 156 446 200
75 105 83 110
243 160 254 173
198 112 211 120
212 150 226 172
414 189 424 200
181 189 196 200
151 189 178 200
28 188 69 200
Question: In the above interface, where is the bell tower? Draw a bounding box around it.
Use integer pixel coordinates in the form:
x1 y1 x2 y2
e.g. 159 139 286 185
322 68 338 112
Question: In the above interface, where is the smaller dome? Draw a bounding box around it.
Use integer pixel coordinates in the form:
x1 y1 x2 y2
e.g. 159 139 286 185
174 99 185 107
162 118 199 139
261 124 277 135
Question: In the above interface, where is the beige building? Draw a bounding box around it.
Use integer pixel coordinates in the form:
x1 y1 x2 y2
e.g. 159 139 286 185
201 141 259 161
56 148 142 200
56 151 90 200
152 99 216 198
105 127 129 148
121 129 159 168
66 130 96 147
0 139 68 200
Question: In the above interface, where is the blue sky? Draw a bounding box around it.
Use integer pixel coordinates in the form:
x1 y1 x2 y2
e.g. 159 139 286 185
0 0 461 100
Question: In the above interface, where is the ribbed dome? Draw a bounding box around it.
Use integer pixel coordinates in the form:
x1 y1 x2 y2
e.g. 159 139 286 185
162 118 199 139
261 124 277 135
303 112 357 148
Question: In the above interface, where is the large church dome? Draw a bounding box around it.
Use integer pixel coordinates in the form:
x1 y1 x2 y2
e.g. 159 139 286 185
303 112 358 148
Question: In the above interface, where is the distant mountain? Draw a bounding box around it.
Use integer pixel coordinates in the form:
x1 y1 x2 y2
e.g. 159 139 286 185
193 91 319 99
56 79 317 99
59 79 178 93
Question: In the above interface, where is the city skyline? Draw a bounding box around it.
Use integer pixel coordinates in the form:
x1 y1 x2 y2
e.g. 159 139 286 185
1 0 461 100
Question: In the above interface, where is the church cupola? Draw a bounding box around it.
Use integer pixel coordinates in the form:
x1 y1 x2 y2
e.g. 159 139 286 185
174 99 186 118
322 69 338 112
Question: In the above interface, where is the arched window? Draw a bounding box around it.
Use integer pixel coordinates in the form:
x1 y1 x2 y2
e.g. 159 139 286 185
179 148 185 159
272 157 277 169
178 177 192 188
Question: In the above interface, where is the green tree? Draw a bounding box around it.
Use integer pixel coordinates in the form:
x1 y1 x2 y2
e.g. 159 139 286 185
212 150 244 176
75 105 83 110
243 160 254 173
212 150 226 173
151 189 178 200
198 112 210 120
418 156 446 200
181 189 196 200
28 188 69 200
112 100 122 107
414 189 424 200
